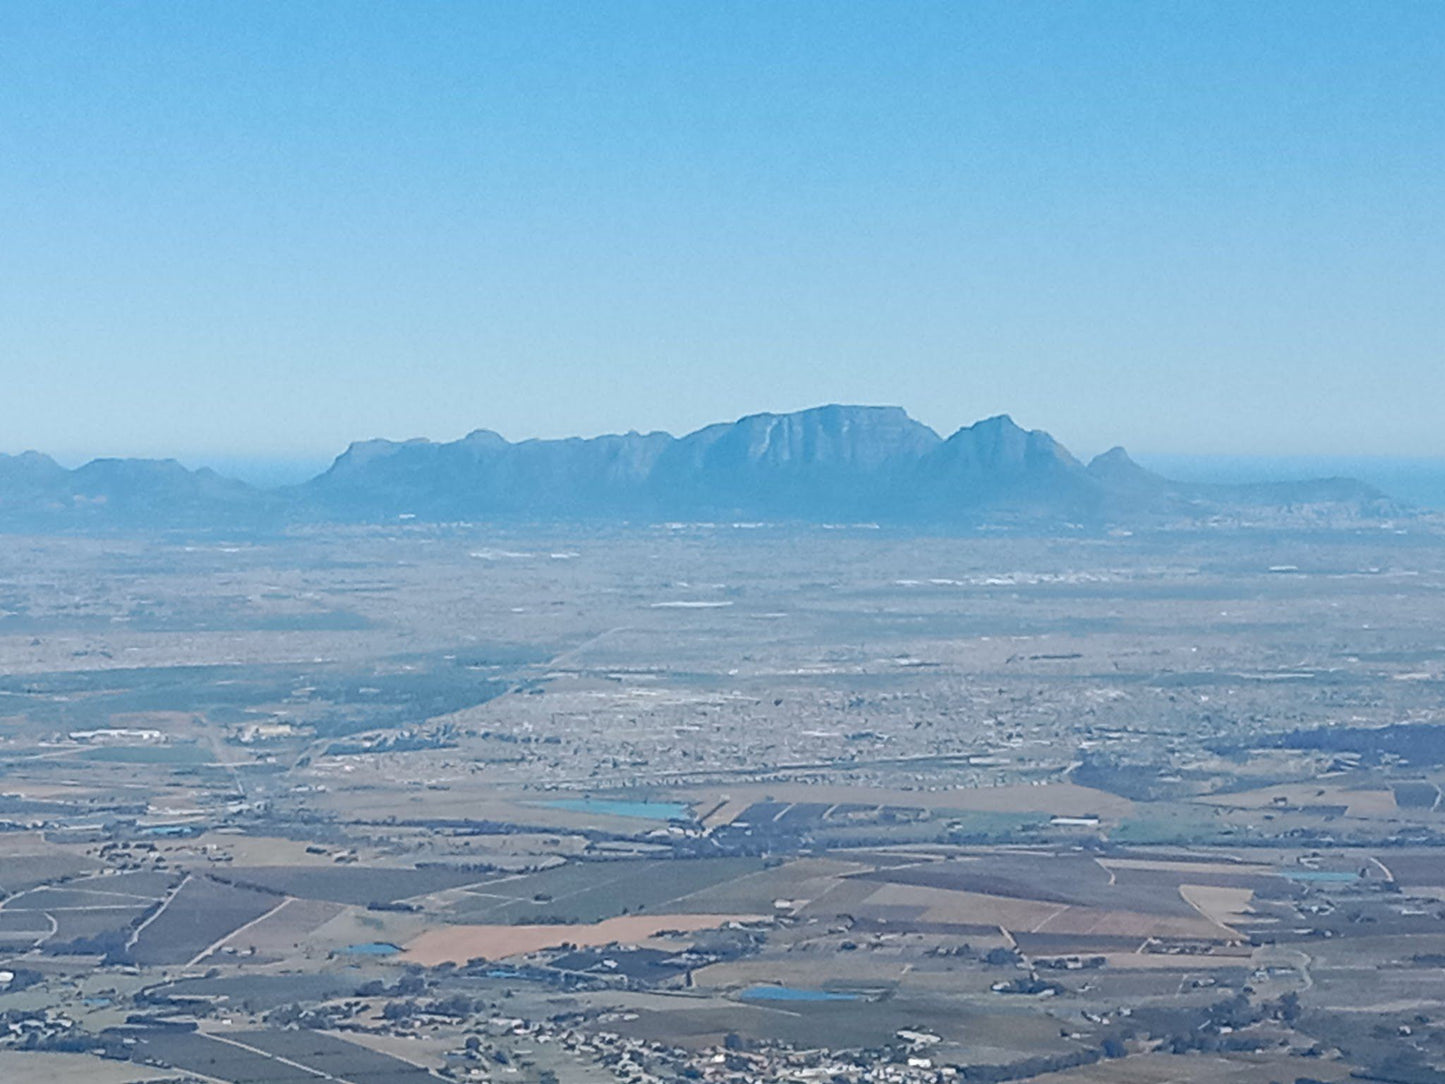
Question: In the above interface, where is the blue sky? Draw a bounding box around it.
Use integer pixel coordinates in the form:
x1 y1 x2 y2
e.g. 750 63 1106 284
2 1 1442 463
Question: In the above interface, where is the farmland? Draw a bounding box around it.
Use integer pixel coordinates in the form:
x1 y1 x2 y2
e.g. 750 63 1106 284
402 912 763 966
125 874 282 966
120 1029 437 1084
441 856 767 923
2 524 1445 1081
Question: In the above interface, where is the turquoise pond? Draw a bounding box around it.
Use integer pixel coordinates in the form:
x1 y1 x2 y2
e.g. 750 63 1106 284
740 986 861 1002
538 798 692 821
343 942 402 955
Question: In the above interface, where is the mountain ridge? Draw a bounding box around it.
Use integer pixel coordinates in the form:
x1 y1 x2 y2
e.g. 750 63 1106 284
0 405 1399 530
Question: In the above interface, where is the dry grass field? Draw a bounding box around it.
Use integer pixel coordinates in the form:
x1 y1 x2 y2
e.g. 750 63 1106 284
0 1051 174 1083
688 781 1134 822
1196 782 1397 817
1029 1052 1355 1083
1177 884 1254 929
402 912 763 965
202 896 347 961
851 881 1236 940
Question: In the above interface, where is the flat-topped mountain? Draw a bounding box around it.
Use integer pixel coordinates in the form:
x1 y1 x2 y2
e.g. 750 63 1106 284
308 405 945 519
0 406 1397 529
299 406 1391 525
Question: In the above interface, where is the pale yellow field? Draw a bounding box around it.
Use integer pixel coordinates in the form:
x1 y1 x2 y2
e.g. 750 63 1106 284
0 781 107 800
691 955 917 990
859 880 1061 928
856 882 1235 941
206 895 347 960
1030 1051 1354 1083
182 832 385 866
687 781 1132 820
1196 783 1396 818
402 913 762 966
700 796 753 828
107 710 203 730
1096 951 1250 969
307 906 435 956
0 1051 173 1083
1178 884 1254 930
1097 857 1274 876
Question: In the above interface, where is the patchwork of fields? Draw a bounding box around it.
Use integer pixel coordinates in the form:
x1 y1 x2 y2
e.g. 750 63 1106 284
3 527 1445 1082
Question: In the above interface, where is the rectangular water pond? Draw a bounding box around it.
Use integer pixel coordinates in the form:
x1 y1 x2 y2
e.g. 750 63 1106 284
741 985 861 1002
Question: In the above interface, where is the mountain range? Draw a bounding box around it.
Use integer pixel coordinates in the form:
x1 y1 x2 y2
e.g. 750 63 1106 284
0 406 1397 530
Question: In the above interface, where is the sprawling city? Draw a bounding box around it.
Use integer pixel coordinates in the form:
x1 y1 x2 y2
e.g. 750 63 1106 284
1 506 1444 1083
5 2 1444 1081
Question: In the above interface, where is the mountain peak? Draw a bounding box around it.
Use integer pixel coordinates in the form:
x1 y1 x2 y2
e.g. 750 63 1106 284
1087 446 1146 474
461 428 508 447
1090 446 1133 465
0 405 1402 529
973 412 1020 429
1086 446 1165 492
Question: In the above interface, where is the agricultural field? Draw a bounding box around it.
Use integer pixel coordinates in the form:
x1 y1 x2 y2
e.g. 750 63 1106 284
441 855 767 923
125 874 282 966
2 525 1445 1082
120 1028 436 1084
0 1051 176 1083
218 864 504 906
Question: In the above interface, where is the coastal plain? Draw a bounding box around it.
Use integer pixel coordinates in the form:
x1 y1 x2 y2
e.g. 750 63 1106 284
1 521 1445 1082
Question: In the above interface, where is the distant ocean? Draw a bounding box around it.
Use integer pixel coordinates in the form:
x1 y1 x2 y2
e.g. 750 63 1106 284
185 456 335 488
1136 455 1445 511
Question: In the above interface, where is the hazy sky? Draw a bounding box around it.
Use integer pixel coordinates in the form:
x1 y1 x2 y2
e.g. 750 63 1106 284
2 1 1442 462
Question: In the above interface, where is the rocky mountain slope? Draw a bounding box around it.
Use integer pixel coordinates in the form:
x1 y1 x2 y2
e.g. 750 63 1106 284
0 406 1395 529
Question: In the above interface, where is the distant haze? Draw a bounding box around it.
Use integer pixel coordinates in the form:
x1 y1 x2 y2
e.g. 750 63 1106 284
36 421 1445 513
130 456 335 490
147 450 1445 513
1136 455 1445 512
